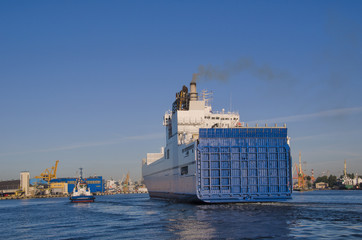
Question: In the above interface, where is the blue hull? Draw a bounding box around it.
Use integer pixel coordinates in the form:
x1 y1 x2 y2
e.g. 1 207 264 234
149 191 291 203
69 195 95 203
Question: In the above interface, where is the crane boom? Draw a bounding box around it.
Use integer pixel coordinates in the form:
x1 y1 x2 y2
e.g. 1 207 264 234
34 160 60 184
297 152 305 189
123 172 130 193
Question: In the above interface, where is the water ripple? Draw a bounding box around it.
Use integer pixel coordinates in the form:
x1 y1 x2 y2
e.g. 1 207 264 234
0 191 361 239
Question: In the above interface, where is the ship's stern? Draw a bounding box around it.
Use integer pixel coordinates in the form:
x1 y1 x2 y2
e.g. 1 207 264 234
196 127 292 203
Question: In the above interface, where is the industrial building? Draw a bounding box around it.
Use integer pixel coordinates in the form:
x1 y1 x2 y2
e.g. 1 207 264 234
20 171 30 196
50 182 68 195
1 161 105 197
34 160 104 194
50 176 104 193
0 180 20 196
0 172 31 197
315 182 328 189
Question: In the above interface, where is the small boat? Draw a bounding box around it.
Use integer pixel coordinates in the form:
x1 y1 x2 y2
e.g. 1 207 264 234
69 168 95 203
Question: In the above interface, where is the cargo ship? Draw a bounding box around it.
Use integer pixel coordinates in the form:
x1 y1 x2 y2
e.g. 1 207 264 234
142 79 292 203
69 168 95 203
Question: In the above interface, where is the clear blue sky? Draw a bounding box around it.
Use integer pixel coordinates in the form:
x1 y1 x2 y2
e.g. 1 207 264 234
1 1 361 181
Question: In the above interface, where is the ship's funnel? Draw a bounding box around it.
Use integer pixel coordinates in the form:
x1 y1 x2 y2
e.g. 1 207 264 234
190 81 197 101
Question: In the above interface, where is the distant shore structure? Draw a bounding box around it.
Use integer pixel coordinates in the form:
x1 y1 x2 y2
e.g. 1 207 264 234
20 171 30 196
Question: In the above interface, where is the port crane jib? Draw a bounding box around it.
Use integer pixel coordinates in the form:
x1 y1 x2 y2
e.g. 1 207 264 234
34 160 59 185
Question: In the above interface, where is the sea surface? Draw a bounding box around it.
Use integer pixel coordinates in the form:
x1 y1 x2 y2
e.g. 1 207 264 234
0 190 361 239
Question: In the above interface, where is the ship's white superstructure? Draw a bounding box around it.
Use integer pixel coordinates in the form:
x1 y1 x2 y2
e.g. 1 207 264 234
143 82 241 201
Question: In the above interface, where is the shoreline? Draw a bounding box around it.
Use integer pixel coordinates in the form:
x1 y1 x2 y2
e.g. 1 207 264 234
0 192 147 201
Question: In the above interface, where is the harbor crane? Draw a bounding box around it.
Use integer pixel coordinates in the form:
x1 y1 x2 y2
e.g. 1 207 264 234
292 152 305 189
122 172 131 193
34 160 59 185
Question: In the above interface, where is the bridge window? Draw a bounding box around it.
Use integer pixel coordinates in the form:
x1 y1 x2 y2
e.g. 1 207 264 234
181 166 188 175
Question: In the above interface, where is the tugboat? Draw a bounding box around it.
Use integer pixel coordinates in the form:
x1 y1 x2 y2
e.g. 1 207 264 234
69 168 95 203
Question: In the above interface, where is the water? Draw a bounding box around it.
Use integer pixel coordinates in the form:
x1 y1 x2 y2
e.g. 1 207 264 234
0 191 361 239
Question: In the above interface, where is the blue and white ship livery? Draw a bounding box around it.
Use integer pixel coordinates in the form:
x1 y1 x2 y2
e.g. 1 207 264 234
69 168 95 203
142 80 292 203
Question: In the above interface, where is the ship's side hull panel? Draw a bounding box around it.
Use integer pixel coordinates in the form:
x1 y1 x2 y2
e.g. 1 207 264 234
142 142 198 198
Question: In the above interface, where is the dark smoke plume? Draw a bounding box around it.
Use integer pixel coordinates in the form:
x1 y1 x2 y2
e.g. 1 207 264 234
193 58 295 84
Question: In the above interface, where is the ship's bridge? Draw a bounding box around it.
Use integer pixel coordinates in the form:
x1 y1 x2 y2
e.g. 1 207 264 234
163 82 242 145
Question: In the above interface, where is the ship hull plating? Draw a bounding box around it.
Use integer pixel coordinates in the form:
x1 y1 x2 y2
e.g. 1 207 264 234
148 191 201 203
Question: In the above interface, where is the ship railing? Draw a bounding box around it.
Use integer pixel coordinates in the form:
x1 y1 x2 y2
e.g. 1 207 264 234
209 110 239 115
